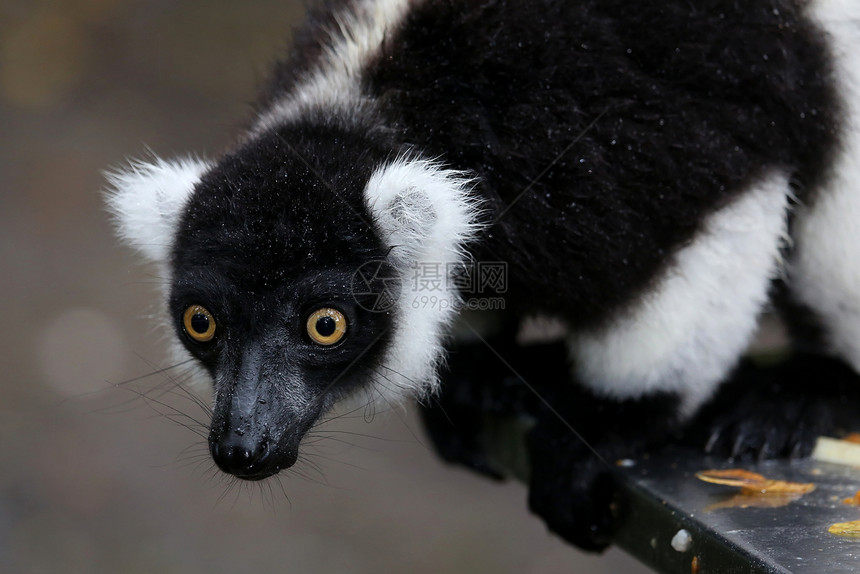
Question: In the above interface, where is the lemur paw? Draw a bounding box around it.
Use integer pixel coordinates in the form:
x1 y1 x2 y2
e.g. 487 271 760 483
525 388 681 552
526 424 617 551
421 338 683 552
693 354 860 461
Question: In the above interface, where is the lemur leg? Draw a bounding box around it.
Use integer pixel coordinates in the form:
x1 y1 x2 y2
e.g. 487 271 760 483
422 173 794 550
690 352 860 460
700 153 860 458
525 172 793 549
723 3 860 458
422 332 680 550
568 171 792 418
785 2 860 378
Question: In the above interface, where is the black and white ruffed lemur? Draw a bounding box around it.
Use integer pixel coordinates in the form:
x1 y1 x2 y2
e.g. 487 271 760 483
106 0 860 551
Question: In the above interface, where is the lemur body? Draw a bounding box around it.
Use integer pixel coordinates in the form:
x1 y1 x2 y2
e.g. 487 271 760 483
108 0 860 550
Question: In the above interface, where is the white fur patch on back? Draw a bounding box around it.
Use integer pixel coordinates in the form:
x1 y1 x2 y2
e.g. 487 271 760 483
568 172 791 417
104 156 211 264
789 0 860 372
362 155 483 402
254 0 413 132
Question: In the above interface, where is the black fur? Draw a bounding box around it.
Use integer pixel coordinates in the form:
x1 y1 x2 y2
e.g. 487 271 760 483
346 1 842 546
361 0 839 326
259 0 360 111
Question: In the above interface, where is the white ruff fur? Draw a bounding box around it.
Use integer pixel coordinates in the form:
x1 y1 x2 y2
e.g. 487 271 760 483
363 156 482 402
568 172 791 417
790 0 860 372
254 0 413 131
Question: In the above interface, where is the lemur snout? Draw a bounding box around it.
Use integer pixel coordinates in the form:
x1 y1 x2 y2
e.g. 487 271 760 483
209 433 274 479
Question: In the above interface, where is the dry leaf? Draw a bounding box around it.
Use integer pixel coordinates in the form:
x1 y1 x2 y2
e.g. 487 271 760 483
704 492 806 511
843 490 860 506
829 520 860 538
696 469 766 487
695 468 815 495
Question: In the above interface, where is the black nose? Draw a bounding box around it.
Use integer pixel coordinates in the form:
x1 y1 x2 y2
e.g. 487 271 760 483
210 434 274 480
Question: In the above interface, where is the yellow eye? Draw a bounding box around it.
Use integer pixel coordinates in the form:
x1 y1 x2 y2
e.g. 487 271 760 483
183 305 217 343
306 308 347 346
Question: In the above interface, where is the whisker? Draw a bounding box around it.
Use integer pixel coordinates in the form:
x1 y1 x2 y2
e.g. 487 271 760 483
310 428 409 443
286 462 329 488
131 385 211 434
114 356 198 389
373 388 430 451
363 368 410 405
302 433 377 451
370 361 419 389
301 452 368 477
272 475 293 511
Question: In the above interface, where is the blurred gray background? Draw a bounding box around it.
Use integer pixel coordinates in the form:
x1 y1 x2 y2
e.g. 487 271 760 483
0 1 653 572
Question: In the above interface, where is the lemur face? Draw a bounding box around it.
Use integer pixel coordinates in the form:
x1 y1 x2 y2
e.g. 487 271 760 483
169 269 394 478
108 122 479 480
167 129 399 478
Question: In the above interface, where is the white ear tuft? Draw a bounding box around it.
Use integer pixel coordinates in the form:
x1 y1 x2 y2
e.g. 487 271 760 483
365 155 482 268
363 155 485 401
104 155 211 263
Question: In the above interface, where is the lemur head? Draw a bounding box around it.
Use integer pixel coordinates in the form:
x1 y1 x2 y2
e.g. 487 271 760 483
107 124 479 480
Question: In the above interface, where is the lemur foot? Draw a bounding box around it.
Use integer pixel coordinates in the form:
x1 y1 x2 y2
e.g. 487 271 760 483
526 418 616 551
691 354 860 461
526 388 681 552
421 339 681 552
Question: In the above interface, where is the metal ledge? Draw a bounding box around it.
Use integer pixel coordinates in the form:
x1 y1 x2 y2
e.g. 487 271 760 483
611 448 860 573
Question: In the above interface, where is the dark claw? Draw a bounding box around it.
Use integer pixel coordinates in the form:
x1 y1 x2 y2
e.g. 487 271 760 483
730 432 746 459
790 440 804 459
704 427 721 454
689 353 860 462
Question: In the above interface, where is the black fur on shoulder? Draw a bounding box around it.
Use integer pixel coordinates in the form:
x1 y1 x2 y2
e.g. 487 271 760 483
258 0 361 111
365 0 839 326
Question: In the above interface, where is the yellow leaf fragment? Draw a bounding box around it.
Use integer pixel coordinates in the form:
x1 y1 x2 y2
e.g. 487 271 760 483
829 520 860 538
696 469 766 487
704 492 805 511
695 469 815 495
741 479 816 495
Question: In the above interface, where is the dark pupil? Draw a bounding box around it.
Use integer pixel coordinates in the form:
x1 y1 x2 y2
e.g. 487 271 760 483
190 313 210 334
316 316 336 337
